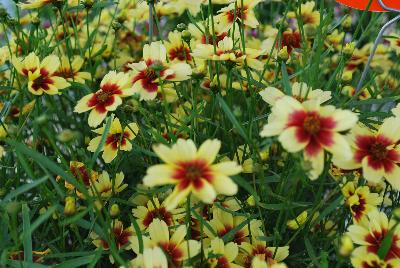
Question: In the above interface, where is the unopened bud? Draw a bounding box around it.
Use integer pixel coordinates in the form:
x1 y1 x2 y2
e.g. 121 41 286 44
110 204 120 218
278 46 289 61
82 0 94 9
341 71 353 82
343 42 355 56
246 195 256 206
181 30 191 43
57 129 76 143
176 23 187 32
339 235 353 256
342 16 352 29
64 197 76 216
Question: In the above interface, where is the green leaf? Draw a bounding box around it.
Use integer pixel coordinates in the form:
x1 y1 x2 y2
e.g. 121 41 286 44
29 206 58 235
217 95 249 142
231 175 259 202
53 255 95 268
22 204 32 263
281 62 292 95
61 206 91 226
6 139 88 196
8 261 48 268
1 176 48 205
304 237 319 267
222 218 249 243
317 195 343 222
378 224 398 260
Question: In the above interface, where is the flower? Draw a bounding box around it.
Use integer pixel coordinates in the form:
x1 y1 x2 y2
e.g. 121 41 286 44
87 117 139 163
165 31 192 62
288 1 320 26
130 247 168 268
205 207 263 245
286 210 308 230
53 56 91 83
259 82 331 106
205 238 241 268
280 30 301 54
333 118 400 190
130 219 201 267
74 71 133 127
238 239 289 268
192 36 265 70
143 139 242 210
341 182 382 223
347 210 400 261
132 197 184 230
215 0 262 32
261 96 358 179
91 220 134 263
91 171 128 197
129 41 192 101
351 247 400 268
12 52 70 95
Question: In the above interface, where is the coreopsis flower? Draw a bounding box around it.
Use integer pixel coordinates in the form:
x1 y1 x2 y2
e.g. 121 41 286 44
280 30 301 54
351 247 400 268
59 161 98 198
91 220 134 263
238 240 289 268
143 139 242 210
341 182 382 223
205 207 263 245
53 56 91 83
333 118 400 190
259 82 331 106
74 71 133 127
128 41 192 101
132 197 184 230
347 210 400 261
215 0 262 32
12 52 70 95
261 96 358 179
165 31 192 62
205 238 241 268
288 1 320 26
87 117 139 163
130 247 168 268
251 257 288 268
91 171 127 197
19 0 78 9
9 249 51 263
130 219 201 267
192 36 265 70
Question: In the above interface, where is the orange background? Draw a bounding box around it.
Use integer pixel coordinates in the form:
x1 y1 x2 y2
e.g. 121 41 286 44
336 0 400 12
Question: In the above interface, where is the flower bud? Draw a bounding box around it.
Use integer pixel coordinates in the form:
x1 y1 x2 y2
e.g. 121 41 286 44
64 197 76 216
287 211 308 230
181 30 191 43
110 204 120 218
246 195 256 206
343 42 354 56
278 46 289 61
82 0 94 9
339 235 353 256
341 71 353 82
57 129 76 143
342 16 352 29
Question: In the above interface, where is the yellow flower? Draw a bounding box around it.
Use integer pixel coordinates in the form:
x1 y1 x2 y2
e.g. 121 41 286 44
205 238 241 268
341 182 382 223
214 0 262 32
74 71 133 127
339 235 353 257
288 1 320 26
347 210 400 262
165 31 192 62
351 247 400 268
132 197 185 230
143 139 242 210
130 219 201 267
261 96 358 179
87 117 139 163
130 246 168 268
205 207 263 245
238 239 289 267
12 52 70 95
54 56 91 83
333 118 400 190
192 36 265 70
129 41 192 101
91 171 128 197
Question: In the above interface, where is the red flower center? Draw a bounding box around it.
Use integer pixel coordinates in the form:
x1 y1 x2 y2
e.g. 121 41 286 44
143 207 173 227
303 115 321 135
159 242 183 267
169 46 192 61
70 165 91 186
174 160 213 190
369 142 388 161
227 7 247 22
106 132 129 149
31 69 53 91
